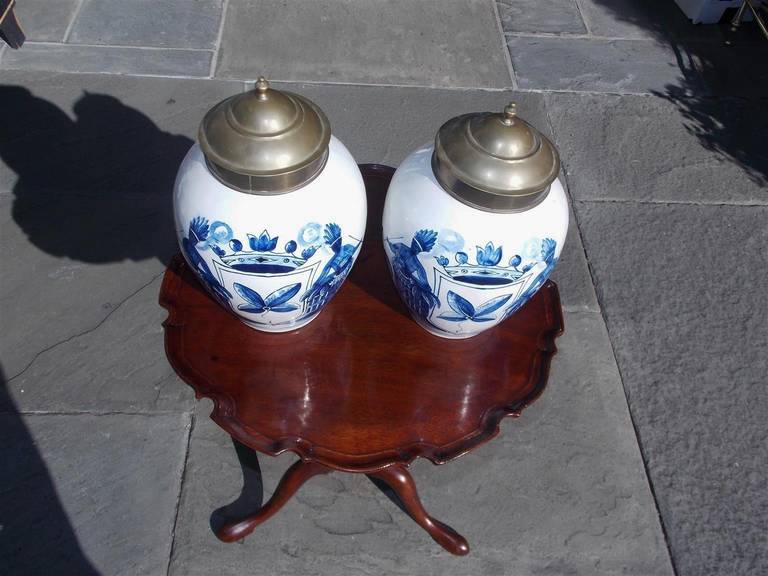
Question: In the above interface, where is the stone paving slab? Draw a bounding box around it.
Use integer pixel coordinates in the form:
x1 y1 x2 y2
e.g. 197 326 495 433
545 92 768 204
506 35 685 94
575 202 768 576
497 0 587 35
0 43 213 77
216 0 511 88
169 310 673 575
0 412 191 576
12 0 80 42
68 0 224 49
0 72 239 408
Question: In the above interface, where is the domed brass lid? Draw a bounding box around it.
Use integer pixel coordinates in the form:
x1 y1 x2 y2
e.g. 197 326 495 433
432 103 560 212
199 77 331 194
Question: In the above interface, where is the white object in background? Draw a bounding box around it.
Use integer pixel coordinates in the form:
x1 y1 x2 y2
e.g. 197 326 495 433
674 0 745 24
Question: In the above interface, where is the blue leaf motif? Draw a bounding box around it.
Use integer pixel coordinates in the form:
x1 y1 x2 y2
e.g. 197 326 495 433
474 294 512 317
234 282 300 314
476 242 502 266
509 254 522 268
541 238 557 261
189 217 209 243
211 244 226 257
324 223 342 253
265 283 301 307
234 283 266 312
230 238 243 252
435 255 449 267
447 291 475 319
456 251 468 265
301 245 318 260
411 229 438 254
285 240 297 254
438 312 467 322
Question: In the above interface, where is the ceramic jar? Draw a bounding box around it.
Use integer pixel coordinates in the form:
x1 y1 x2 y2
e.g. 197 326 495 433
174 78 366 332
383 103 568 339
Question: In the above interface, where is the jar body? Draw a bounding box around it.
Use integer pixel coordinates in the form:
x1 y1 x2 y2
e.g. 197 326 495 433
174 136 366 332
383 144 568 339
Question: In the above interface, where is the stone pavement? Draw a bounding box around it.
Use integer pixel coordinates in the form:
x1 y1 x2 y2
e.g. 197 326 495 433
0 1 765 575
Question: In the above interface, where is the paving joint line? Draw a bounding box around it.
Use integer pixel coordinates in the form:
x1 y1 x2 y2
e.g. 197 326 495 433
62 0 86 43
542 97 678 574
574 197 768 207
568 197 681 576
165 410 195 576
6 271 165 383
209 0 230 78
6 410 194 417
490 0 517 89
572 0 592 35
19 40 216 53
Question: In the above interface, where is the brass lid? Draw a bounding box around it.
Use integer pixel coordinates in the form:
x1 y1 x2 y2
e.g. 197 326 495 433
199 77 331 194
432 103 560 212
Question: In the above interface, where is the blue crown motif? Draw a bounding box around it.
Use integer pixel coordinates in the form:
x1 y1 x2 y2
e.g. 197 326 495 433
438 242 524 286
181 217 362 328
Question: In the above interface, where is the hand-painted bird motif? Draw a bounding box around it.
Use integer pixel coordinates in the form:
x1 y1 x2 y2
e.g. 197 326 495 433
502 237 557 320
301 223 360 304
386 229 440 319
182 217 232 303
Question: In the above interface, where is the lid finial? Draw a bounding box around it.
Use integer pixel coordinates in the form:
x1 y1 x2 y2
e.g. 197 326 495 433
502 102 517 125
255 76 270 100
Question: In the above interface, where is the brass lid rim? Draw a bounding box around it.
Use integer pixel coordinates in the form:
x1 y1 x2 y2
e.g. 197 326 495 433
432 150 551 214
206 147 329 195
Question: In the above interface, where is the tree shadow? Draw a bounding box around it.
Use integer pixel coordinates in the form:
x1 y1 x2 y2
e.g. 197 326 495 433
589 0 768 186
0 85 192 265
0 364 101 575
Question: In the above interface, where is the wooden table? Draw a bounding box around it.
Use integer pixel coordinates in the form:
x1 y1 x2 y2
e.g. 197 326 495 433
160 165 564 556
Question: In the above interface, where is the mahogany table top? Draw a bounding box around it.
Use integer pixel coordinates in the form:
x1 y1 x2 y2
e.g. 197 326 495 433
160 165 564 473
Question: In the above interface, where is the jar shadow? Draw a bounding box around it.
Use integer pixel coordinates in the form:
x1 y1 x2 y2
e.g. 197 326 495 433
349 165 411 321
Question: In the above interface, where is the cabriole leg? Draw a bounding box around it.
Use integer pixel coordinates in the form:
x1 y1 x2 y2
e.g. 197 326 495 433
369 463 470 556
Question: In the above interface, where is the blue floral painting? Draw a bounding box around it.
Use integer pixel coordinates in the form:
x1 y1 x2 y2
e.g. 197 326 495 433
181 217 361 323
385 228 558 334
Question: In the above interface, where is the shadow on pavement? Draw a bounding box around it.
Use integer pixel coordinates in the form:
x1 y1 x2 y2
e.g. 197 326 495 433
591 0 768 187
0 86 192 265
0 365 100 575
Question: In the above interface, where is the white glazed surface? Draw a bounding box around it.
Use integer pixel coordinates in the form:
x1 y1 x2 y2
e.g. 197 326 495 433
383 143 568 339
174 136 366 332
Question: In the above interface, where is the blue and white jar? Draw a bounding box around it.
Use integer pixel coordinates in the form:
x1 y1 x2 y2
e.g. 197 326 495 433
174 78 366 332
383 103 567 339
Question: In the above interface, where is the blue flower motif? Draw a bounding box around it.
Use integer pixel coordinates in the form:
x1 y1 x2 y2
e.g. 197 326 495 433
435 255 449 267
209 221 233 244
211 244 226 257
298 222 322 246
438 291 512 322
509 254 522 269
234 282 301 314
249 230 279 252
229 238 243 252
301 245 318 260
285 240 298 254
455 251 468 265
476 242 502 266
